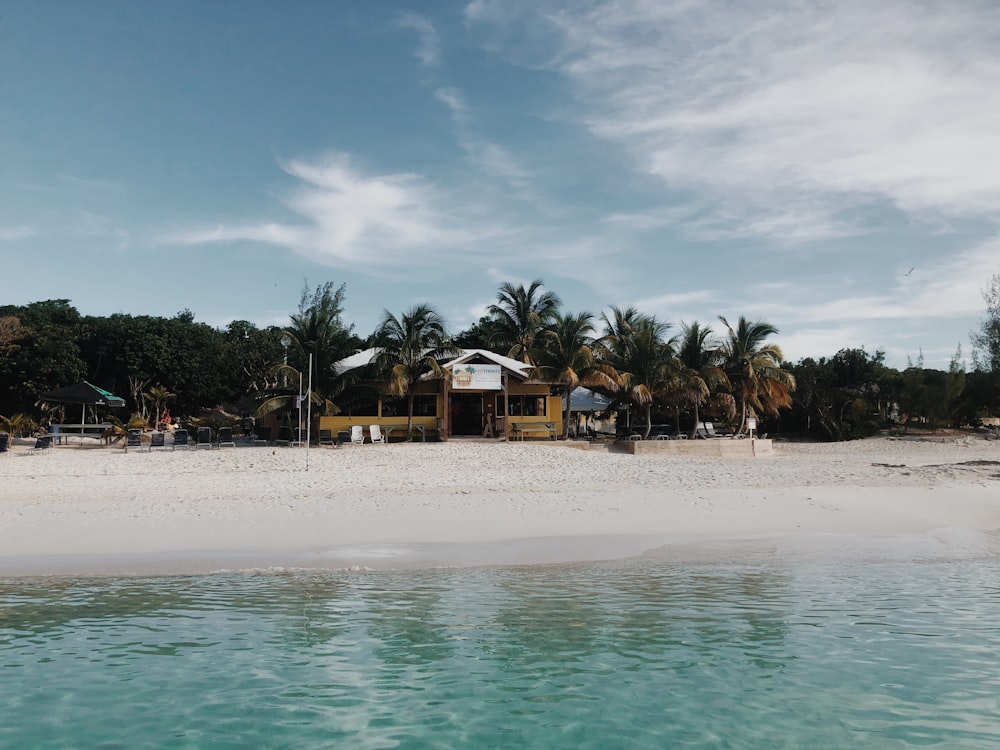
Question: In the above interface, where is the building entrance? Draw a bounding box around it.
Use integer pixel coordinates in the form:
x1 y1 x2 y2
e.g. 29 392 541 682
449 392 484 436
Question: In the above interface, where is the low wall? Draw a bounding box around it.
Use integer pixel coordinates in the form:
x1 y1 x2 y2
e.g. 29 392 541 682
617 438 773 456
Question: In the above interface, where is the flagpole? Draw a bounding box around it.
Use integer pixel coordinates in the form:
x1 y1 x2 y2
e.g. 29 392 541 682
305 353 312 471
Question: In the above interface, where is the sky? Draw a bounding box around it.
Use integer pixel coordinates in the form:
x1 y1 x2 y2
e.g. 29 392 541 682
2 0 999 369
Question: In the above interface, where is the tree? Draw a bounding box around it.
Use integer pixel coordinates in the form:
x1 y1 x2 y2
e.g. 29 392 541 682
720 316 795 433
453 315 505 351
0 316 26 357
0 300 86 417
81 311 228 419
530 311 619 438
372 304 456 441
941 346 966 428
598 309 676 438
487 280 561 364
258 282 360 419
971 270 1000 373
785 349 891 440
675 322 732 438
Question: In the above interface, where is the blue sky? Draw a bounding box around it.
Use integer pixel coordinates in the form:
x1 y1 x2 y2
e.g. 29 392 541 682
3 0 999 369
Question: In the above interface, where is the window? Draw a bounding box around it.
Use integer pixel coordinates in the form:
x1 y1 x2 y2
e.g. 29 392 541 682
413 395 437 417
506 395 546 417
347 398 378 417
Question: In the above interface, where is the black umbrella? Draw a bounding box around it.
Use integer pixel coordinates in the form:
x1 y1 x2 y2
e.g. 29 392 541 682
39 381 126 424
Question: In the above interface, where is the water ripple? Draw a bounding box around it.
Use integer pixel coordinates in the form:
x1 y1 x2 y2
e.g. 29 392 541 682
2 559 1000 748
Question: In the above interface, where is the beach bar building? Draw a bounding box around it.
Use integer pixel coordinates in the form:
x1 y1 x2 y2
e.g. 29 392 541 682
318 349 563 442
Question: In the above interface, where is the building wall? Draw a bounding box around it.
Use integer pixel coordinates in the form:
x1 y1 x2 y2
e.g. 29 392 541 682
317 385 562 440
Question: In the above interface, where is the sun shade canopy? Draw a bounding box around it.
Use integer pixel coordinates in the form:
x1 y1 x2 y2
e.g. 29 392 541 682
39 381 126 408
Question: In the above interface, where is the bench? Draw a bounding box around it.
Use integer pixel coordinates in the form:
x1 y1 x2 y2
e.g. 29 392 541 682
510 421 557 441
381 423 427 442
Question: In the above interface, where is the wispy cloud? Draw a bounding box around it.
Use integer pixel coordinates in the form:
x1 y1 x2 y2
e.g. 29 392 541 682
434 87 533 190
396 12 441 67
469 0 1000 240
165 153 493 270
0 225 35 241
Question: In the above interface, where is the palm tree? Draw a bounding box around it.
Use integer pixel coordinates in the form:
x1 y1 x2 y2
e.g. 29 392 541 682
530 311 619 438
674 322 733 438
143 384 175 425
257 282 360 419
720 316 796 433
598 309 676 439
487 280 561 363
372 304 456 441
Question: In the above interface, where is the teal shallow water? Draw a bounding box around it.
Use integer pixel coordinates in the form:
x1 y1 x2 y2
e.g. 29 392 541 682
2 557 999 748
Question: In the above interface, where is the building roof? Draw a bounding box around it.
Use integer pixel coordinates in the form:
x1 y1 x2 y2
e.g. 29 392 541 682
333 348 378 374
334 348 534 380
443 349 532 379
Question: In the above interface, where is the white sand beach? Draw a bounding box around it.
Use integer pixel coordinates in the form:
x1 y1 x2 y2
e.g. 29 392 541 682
1 436 998 575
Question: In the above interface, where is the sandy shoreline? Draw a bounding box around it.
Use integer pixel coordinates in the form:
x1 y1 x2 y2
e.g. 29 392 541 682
1 436 998 576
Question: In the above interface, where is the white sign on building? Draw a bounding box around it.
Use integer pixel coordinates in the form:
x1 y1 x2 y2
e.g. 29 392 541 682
452 364 502 390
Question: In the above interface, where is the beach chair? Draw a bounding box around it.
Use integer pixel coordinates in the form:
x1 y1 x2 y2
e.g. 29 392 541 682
0 434 8 455
125 429 146 453
293 428 307 446
150 432 166 450
253 426 271 446
369 424 386 444
275 426 292 446
693 422 719 439
319 429 335 447
196 427 212 449
171 429 189 450
217 426 236 448
350 425 364 445
30 435 53 452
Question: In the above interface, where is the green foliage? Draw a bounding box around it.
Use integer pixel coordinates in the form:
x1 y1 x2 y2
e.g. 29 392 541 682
673 322 733 437
454 315 505 351
0 300 86 415
596 308 675 438
0 412 39 437
372 303 456 439
786 348 890 440
487 280 561 364
720 316 795 433
971 271 1000 373
531 311 619 438
265 281 361 418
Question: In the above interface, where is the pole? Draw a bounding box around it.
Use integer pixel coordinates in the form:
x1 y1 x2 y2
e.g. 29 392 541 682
297 371 303 446
306 353 312 471
503 371 509 442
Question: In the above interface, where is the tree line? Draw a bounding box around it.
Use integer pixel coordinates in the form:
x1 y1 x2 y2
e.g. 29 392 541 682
2 274 999 441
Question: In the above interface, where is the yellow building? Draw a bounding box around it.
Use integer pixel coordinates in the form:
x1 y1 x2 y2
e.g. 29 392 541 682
318 349 562 442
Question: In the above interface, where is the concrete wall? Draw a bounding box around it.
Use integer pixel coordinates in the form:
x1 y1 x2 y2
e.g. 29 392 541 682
617 438 773 456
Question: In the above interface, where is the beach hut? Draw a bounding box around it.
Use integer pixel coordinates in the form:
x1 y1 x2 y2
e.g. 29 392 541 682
316 349 562 441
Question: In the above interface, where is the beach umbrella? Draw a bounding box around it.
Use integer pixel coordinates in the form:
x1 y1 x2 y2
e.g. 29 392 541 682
39 381 126 424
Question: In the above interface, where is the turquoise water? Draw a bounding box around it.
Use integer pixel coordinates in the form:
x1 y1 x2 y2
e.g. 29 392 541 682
2 557 999 748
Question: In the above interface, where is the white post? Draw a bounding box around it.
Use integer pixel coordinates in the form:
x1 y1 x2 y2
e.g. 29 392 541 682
503 371 509 442
305 353 313 471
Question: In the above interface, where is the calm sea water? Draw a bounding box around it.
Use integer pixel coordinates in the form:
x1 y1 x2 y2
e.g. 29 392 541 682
2 557 999 749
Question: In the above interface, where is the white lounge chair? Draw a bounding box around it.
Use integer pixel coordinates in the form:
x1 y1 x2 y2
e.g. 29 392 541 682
350 425 365 445
369 424 386 444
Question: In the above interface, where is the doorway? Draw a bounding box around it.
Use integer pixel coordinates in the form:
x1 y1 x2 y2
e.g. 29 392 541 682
449 393 484 436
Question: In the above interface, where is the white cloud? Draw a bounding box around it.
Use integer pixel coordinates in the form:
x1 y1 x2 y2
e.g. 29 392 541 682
471 0 1000 239
166 152 491 270
0 225 35 241
396 12 441 67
